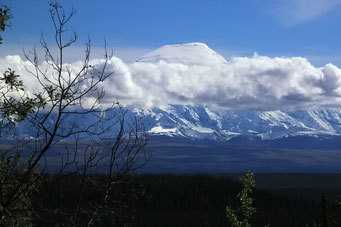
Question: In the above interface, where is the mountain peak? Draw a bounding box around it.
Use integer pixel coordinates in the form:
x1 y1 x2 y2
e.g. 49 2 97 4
135 42 228 66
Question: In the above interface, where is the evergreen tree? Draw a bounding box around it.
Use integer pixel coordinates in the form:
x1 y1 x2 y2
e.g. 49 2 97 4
226 172 257 227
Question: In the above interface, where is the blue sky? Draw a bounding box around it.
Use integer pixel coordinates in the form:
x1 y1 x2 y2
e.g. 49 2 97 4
3 1 341 110
2 0 341 66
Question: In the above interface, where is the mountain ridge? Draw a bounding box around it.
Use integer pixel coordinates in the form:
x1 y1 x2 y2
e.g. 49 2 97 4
130 105 341 141
130 43 341 141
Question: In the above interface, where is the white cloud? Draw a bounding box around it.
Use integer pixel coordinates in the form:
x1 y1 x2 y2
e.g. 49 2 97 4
2 53 341 111
271 0 341 26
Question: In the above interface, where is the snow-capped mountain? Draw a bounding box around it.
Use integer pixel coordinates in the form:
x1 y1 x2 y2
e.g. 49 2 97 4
135 42 227 66
11 43 341 142
131 43 341 140
15 105 341 141
130 105 341 140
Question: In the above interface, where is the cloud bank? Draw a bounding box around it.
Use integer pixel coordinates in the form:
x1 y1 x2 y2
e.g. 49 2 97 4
1 53 341 111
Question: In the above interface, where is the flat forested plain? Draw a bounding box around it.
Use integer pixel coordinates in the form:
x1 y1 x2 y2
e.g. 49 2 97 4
35 173 341 227
134 174 341 227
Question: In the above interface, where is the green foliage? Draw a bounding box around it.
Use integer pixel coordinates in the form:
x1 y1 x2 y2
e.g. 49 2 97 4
0 9 42 225
0 151 40 226
0 69 39 125
0 5 40 225
0 5 11 44
0 69 24 90
0 4 36 125
226 172 257 227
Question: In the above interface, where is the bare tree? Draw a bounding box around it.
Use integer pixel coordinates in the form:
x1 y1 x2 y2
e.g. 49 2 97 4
0 2 150 226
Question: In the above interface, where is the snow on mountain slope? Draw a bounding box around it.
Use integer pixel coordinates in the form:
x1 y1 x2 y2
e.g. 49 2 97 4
11 43 341 142
129 43 341 140
12 105 341 141
131 105 341 140
135 42 227 66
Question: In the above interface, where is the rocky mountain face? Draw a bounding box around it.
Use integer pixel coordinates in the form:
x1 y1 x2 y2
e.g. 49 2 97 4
131 105 341 140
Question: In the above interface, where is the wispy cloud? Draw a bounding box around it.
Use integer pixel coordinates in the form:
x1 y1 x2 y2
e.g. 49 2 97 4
271 0 341 26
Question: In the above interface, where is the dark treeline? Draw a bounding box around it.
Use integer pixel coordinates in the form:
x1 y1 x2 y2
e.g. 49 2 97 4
134 174 341 227
34 174 144 226
34 174 341 227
